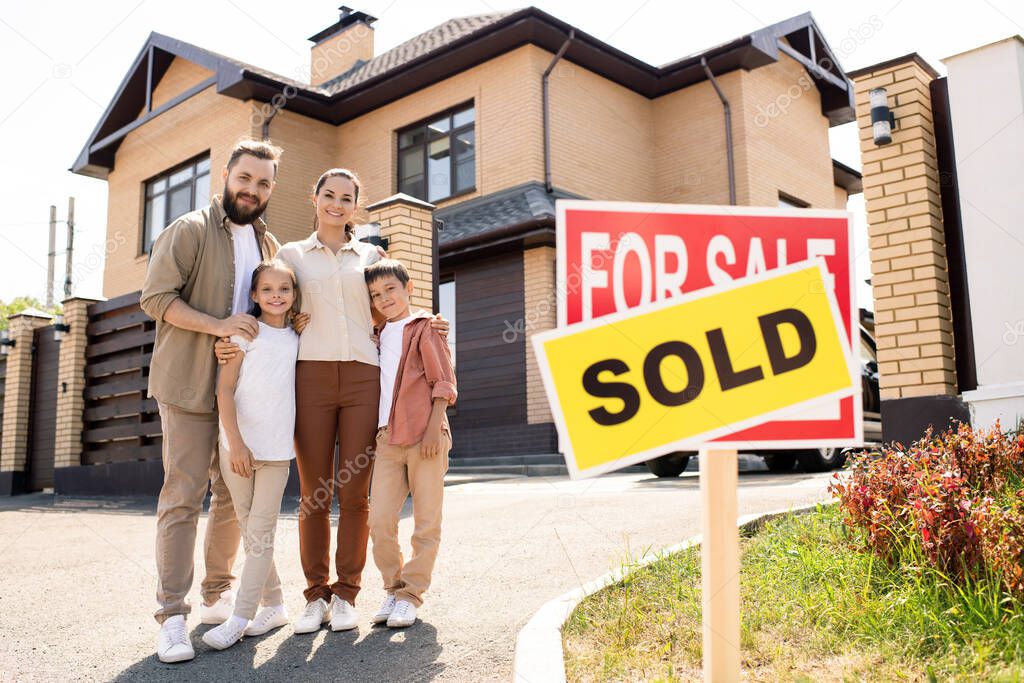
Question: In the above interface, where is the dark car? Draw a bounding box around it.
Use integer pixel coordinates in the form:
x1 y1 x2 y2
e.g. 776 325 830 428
645 324 882 477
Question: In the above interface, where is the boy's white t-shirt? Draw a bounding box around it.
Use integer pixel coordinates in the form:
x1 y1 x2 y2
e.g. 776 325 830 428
220 321 299 460
378 316 414 429
230 222 262 315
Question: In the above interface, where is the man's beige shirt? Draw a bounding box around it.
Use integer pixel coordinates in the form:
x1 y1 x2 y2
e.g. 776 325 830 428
276 232 381 365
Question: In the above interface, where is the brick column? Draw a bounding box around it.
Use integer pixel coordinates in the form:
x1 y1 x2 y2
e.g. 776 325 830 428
853 56 956 399
524 246 556 424
0 311 54 494
54 297 100 470
367 193 435 312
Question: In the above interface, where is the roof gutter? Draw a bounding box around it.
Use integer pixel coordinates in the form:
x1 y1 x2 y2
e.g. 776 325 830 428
439 216 553 254
701 56 736 205
543 29 575 193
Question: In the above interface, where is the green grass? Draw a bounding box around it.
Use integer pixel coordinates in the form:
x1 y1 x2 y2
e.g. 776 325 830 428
562 505 1024 682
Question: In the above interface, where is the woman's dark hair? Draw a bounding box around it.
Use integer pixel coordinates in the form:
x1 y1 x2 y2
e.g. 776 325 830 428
311 168 364 237
246 259 302 322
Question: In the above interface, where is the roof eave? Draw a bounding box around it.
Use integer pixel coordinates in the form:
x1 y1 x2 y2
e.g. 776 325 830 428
73 9 859 178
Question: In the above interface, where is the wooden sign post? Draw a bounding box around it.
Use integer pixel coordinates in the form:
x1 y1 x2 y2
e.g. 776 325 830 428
700 448 740 682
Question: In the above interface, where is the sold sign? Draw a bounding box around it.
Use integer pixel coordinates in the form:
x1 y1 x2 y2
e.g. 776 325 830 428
532 260 858 479
558 200 860 447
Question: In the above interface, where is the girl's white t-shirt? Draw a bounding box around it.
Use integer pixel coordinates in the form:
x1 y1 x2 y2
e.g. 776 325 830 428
219 321 299 461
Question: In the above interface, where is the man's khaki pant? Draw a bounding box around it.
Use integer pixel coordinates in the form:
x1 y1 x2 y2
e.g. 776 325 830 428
368 427 450 608
154 402 241 624
219 455 290 620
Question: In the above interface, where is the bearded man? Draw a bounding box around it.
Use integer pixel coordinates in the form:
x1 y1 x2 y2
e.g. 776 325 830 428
139 138 283 663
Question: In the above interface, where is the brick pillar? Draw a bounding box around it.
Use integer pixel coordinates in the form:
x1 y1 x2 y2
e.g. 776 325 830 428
524 246 555 424
852 54 968 444
53 297 100 471
854 57 956 399
0 311 54 494
367 193 435 312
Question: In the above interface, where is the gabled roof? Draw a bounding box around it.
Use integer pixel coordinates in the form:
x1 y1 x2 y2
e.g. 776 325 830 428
73 7 855 179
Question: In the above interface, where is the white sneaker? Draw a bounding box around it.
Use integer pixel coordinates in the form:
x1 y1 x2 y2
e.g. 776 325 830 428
329 595 358 631
244 605 289 637
202 615 248 651
386 600 417 628
199 589 235 625
293 598 331 634
157 615 195 663
371 594 397 625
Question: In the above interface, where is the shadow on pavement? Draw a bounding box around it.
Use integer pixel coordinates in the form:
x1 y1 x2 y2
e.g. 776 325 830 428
632 471 833 489
0 495 414 522
111 621 443 682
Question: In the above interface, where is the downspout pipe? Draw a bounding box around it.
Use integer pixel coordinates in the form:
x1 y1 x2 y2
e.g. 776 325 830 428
261 108 279 140
543 30 575 193
701 56 736 206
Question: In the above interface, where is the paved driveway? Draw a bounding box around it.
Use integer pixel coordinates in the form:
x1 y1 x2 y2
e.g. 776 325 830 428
0 467 836 681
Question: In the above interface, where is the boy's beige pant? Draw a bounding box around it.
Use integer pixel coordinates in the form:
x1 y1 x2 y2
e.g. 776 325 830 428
368 427 451 607
219 454 291 620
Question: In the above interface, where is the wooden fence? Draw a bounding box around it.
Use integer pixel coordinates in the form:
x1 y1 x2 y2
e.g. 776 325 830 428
82 291 162 465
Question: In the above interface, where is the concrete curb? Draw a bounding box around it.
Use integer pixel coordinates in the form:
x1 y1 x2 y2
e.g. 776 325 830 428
511 501 830 683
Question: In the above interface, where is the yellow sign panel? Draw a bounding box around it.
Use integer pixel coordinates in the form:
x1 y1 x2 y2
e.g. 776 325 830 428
532 260 858 479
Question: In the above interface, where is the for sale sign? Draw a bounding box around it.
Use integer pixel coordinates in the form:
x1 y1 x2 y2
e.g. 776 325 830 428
556 200 861 448
534 260 858 479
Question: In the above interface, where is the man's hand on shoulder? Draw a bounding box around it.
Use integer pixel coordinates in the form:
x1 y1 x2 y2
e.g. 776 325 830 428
212 313 259 341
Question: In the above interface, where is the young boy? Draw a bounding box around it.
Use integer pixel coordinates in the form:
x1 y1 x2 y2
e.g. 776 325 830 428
364 259 457 628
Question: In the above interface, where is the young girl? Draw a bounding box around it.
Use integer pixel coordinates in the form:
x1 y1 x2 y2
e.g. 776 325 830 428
202 259 301 650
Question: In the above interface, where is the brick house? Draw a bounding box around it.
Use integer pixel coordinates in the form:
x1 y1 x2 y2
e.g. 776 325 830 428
70 6 860 464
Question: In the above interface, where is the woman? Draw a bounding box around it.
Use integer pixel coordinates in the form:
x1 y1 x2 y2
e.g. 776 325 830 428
274 169 447 634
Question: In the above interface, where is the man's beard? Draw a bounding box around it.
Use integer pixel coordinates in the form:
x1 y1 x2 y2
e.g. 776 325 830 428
222 185 269 224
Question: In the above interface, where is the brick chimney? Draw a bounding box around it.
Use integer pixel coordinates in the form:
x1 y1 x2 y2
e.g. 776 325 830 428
308 6 376 86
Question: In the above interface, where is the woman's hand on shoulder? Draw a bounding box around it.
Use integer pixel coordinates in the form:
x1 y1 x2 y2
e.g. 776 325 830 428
429 313 450 340
215 337 240 365
291 312 311 334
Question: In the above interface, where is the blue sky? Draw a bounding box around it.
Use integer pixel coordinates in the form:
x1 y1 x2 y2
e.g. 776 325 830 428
0 0 1019 308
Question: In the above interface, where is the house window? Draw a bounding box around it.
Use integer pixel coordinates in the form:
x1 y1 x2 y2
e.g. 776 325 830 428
439 278 456 367
397 103 475 203
143 154 211 253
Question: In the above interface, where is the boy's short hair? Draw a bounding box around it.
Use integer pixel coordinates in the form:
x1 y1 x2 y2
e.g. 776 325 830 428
364 258 410 287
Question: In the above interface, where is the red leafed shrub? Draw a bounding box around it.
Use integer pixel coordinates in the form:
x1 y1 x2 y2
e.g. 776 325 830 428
830 421 1024 590
977 490 1024 594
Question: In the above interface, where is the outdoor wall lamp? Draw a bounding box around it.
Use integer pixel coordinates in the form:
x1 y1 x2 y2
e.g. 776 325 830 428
358 222 389 252
54 314 71 342
870 87 896 145
0 329 14 355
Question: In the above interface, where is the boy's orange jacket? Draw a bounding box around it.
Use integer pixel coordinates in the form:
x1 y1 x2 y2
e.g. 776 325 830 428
378 310 457 446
